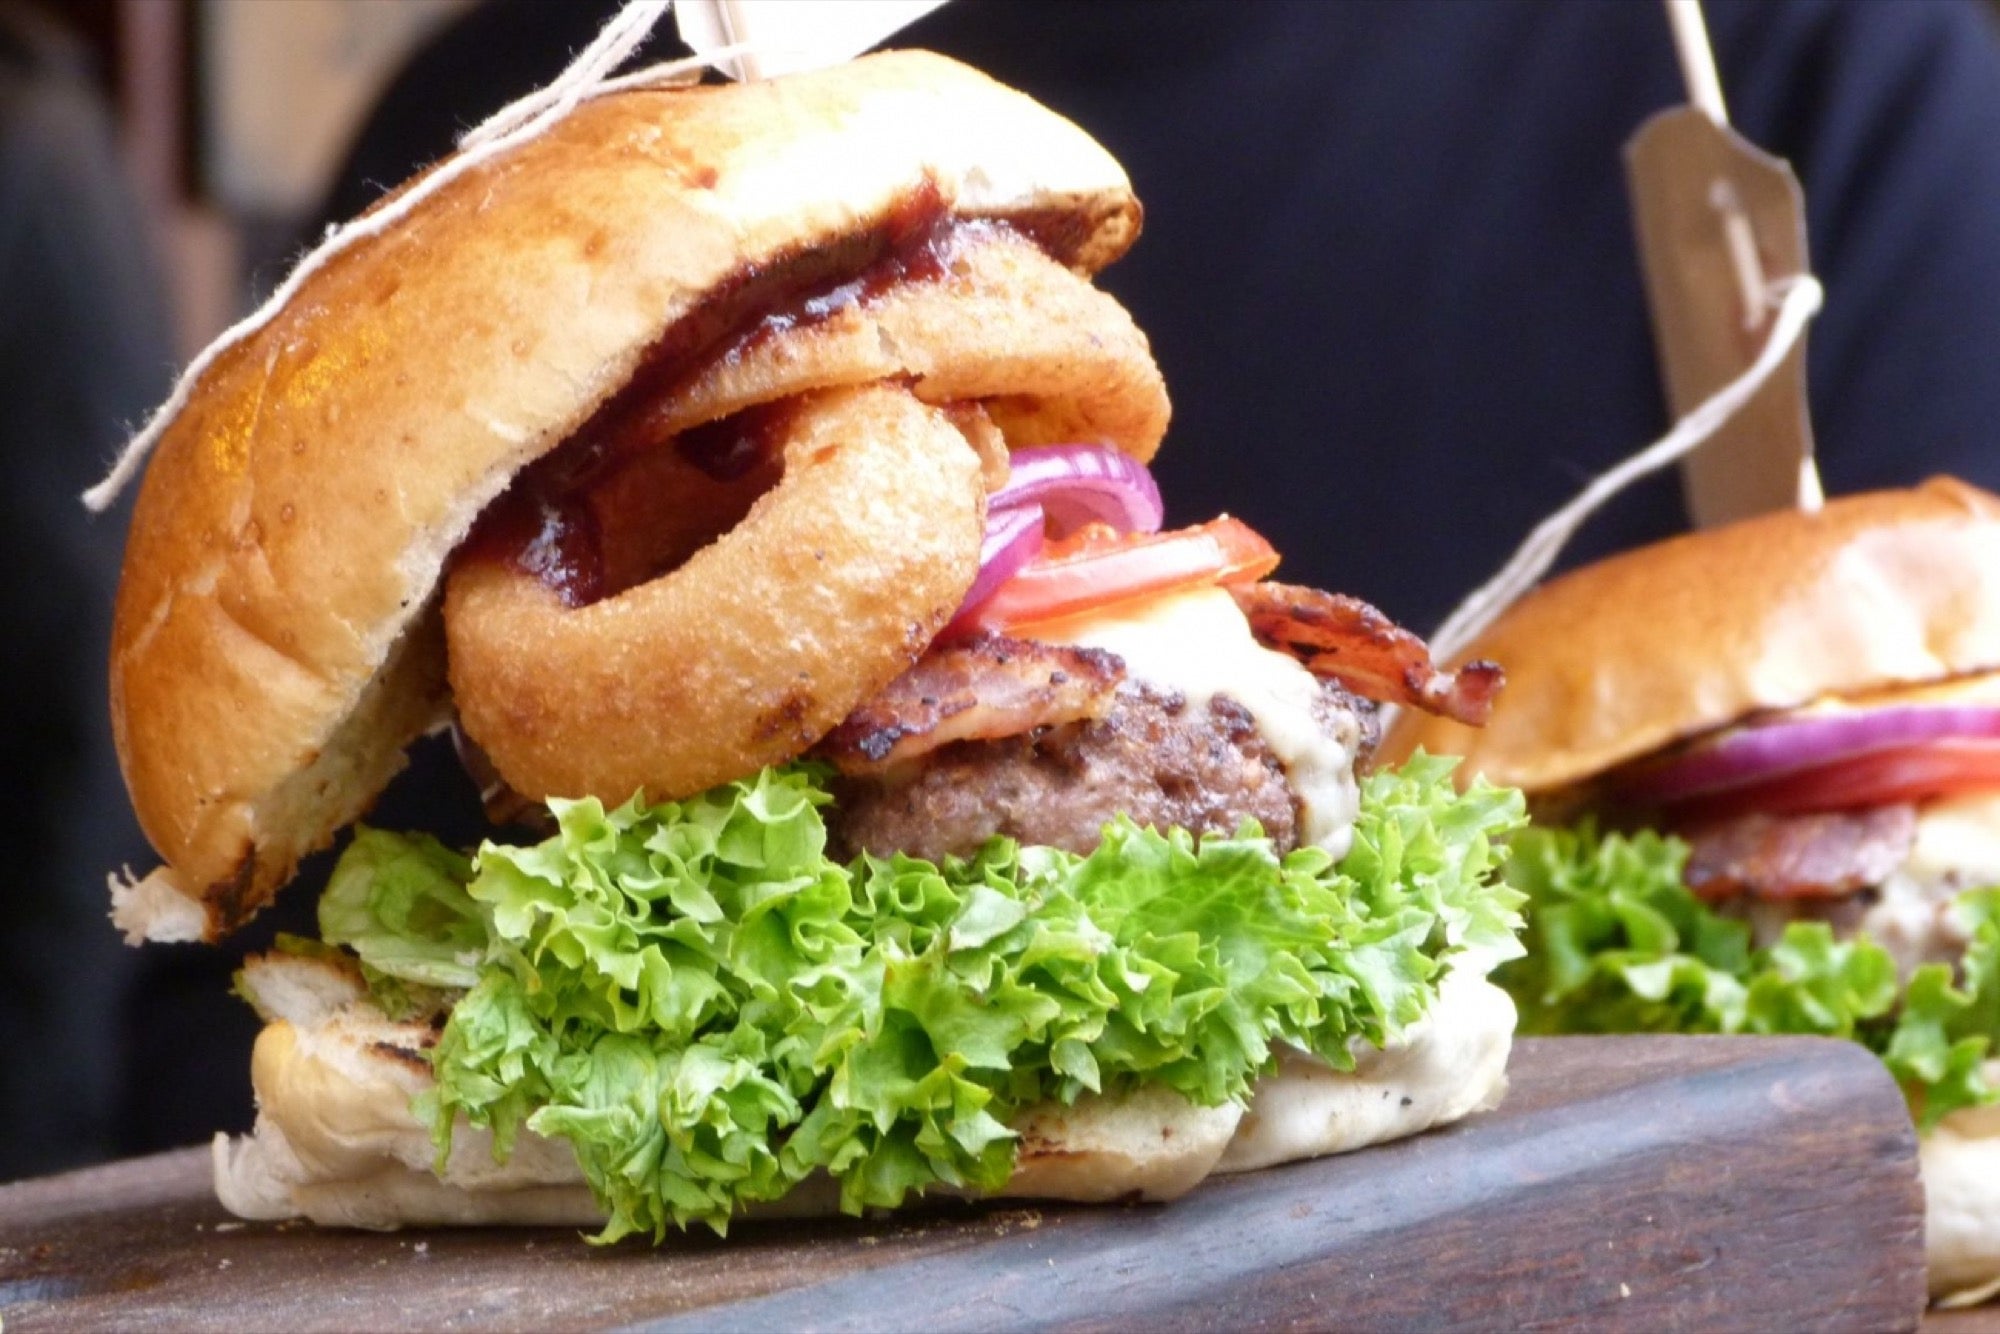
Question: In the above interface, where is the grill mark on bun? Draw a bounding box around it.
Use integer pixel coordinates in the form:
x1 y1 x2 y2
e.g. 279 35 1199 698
211 858 260 934
368 1039 437 1075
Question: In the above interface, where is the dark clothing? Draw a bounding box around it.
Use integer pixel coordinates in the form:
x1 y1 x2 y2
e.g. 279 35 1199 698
0 3 171 1179
898 0 2000 628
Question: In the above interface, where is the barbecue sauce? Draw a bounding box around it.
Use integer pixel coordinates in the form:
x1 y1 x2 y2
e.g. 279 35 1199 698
456 180 1011 608
674 401 797 483
458 490 605 607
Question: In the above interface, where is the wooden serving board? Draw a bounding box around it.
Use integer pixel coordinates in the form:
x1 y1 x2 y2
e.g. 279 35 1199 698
0 1036 1926 1332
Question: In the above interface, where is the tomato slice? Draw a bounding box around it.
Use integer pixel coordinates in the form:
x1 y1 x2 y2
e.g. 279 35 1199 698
962 516 1280 634
1683 739 2000 818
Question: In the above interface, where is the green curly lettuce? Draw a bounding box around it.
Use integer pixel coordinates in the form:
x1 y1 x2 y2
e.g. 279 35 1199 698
315 756 1524 1241
1497 821 2000 1130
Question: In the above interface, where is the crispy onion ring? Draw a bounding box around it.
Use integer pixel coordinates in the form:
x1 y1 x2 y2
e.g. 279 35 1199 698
631 225 1170 463
446 385 986 802
444 225 1168 805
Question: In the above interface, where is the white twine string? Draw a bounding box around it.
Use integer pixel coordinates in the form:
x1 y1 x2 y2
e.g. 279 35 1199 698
82 1 768 513
459 0 673 152
1428 273 1822 665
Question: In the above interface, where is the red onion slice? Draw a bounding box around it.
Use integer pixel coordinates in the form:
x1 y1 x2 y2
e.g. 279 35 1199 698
1616 705 2000 805
990 443 1163 537
944 503 1046 636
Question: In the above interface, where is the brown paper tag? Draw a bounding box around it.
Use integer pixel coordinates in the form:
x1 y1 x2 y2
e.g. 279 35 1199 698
677 0 950 81
1626 106 1817 527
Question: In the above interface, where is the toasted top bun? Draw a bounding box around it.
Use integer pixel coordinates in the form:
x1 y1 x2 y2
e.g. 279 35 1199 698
1387 478 2000 794
110 52 1147 943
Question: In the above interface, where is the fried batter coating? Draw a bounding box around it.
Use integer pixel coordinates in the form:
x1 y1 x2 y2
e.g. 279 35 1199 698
445 385 985 803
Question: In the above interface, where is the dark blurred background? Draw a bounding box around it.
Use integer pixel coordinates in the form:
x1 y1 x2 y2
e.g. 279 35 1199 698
7 0 2000 1180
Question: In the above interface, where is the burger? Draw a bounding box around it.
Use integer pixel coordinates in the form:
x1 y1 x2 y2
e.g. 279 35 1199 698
1391 477 2000 1303
107 53 1525 1240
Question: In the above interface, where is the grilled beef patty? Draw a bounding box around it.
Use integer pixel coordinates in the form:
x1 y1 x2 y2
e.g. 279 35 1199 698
828 682 1370 862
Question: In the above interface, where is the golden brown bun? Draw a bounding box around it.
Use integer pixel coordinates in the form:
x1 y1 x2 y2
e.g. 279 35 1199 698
1386 478 2000 794
110 52 1150 942
213 956 1512 1229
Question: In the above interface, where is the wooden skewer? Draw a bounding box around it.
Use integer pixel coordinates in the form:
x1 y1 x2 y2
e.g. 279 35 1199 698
1665 0 1729 125
1661 0 1822 512
1666 0 1766 332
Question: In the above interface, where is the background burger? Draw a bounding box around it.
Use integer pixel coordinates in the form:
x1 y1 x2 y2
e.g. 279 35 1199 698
108 52 1524 1239
1392 477 2000 1303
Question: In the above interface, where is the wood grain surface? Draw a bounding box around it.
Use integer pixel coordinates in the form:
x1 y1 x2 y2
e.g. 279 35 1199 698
0 1035 1927 1332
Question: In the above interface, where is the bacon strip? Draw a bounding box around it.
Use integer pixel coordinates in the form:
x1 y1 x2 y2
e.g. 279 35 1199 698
1681 805 1917 902
1230 581 1503 726
815 634 1126 775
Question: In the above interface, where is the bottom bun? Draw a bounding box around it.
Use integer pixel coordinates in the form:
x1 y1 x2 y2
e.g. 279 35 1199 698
1925 1071 2000 1305
214 957 1513 1230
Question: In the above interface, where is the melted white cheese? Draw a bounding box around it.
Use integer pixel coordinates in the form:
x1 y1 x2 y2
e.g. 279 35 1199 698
1020 586 1362 858
1860 791 2000 976
1905 790 2000 886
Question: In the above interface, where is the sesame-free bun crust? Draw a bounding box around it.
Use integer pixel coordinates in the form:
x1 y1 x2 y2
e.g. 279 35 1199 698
213 956 1512 1229
1388 478 2000 793
110 52 1148 942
